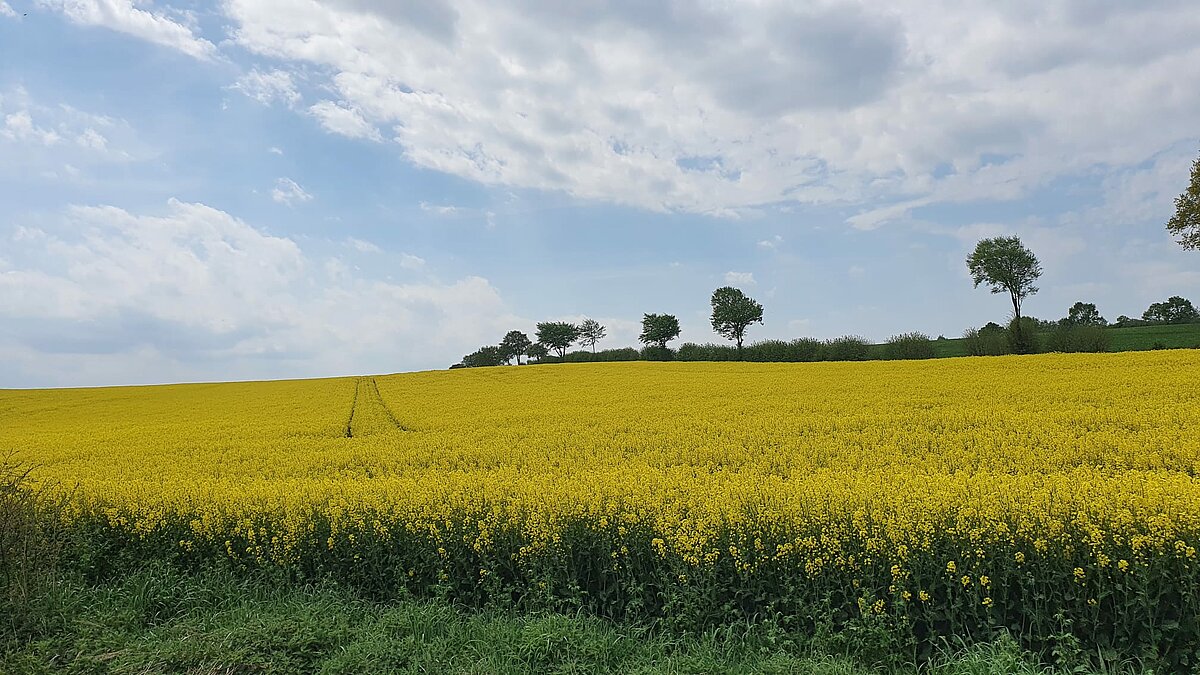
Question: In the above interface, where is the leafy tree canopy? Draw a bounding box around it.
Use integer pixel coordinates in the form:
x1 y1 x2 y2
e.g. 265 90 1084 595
1167 150 1200 250
710 286 764 355
461 345 504 368
966 236 1042 320
1142 296 1199 324
1065 302 1107 327
577 318 607 353
499 330 532 365
525 343 548 361
639 313 681 349
536 322 579 358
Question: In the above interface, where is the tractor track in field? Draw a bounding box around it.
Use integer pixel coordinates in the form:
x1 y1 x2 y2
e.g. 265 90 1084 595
344 377 362 438
368 377 410 431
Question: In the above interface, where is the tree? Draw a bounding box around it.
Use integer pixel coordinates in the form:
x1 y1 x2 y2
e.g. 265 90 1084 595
966 236 1042 352
576 318 606 353
709 286 764 358
526 343 548 363
536 321 579 359
1142 296 1199 324
461 345 504 368
639 313 681 349
499 330 532 365
1065 302 1107 327
1167 149 1200 250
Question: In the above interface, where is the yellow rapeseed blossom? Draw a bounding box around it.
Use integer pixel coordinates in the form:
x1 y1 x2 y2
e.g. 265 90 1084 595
0 352 1197 609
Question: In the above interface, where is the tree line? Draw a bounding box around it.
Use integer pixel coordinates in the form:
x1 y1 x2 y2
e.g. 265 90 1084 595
453 151 1200 369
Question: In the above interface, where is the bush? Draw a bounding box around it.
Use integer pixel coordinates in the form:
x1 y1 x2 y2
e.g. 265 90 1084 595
964 323 1009 356
676 343 737 362
823 336 870 362
883 332 935 360
1044 324 1110 354
1007 317 1041 355
560 348 642 363
640 346 675 361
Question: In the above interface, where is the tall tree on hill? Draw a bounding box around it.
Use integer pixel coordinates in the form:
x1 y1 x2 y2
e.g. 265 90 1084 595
1065 302 1106 327
577 318 606 353
966 236 1042 352
536 321 579 359
526 343 548 363
499 330 532 365
710 286 764 358
1142 296 1199 324
639 313 681 349
1167 149 1200 250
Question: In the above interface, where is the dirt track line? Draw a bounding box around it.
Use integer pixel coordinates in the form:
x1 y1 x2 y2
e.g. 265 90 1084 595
344 378 362 438
369 377 410 431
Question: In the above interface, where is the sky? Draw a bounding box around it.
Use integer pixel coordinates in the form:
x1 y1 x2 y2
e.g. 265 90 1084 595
1 0 1198 387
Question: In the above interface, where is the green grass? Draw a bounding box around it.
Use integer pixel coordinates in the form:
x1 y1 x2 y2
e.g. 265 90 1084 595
873 323 1200 359
2 566 1142 675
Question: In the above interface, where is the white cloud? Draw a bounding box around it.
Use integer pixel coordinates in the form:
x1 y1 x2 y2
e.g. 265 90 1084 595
3 111 61 145
308 100 382 141
0 2 17 18
0 199 519 386
345 237 380 253
724 271 756 286
218 0 1200 220
399 253 425 270
848 265 866 279
758 235 783 249
37 0 217 60
232 69 300 106
419 201 461 216
271 178 312 206
75 127 107 150
268 146 283 155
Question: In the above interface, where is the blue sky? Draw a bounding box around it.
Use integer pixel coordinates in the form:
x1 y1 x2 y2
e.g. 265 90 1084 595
1 0 1198 387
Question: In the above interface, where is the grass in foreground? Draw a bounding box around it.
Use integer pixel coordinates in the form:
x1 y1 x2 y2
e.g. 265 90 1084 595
2 566 1133 675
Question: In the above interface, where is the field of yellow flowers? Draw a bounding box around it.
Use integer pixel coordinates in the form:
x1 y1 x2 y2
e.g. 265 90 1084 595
3 352 1199 661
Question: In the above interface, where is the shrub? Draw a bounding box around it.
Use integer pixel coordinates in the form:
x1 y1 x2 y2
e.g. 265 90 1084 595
560 348 642 363
1007 317 1041 355
676 343 736 362
1 459 66 638
963 323 1010 356
640 346 675 361
823 336 870 362
883 332 935 360
1044 324 1110 354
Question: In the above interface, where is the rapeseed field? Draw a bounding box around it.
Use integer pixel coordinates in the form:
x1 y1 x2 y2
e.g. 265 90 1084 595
3 352 1198 661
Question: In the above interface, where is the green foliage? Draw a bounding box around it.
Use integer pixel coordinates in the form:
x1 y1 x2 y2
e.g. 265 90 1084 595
1 459 68 640
966 237 1042 320
884 332 936 360
1142 296 1199 324
1167 150 1200 250
824 335 871 361
1006 317 1041 355
962 323 1008 356
710 286 765 355
0 563 1092 675
638 313 681 349
548 348 641 363
1064 302 1106 327
499 331 532 365
1044 324 1110 353
639 345 675 361
576 318 607 353
525 343 549 362
536 322 580 359
461 345 505 368
677 339 829 363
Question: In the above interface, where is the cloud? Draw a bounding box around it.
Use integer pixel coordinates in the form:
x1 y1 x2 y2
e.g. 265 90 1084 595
0 2 16 18
419 201 462 216
399 253 426 270
724 271 756 286
268 146 284 155
308 100 381 141
37 0 217 60
345 237 380 253
271 178 312 206
232 69 300 106
217 0 1200 220
848 265 866 279
0 199 519 386
758 235 783 250
0 88 142 178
